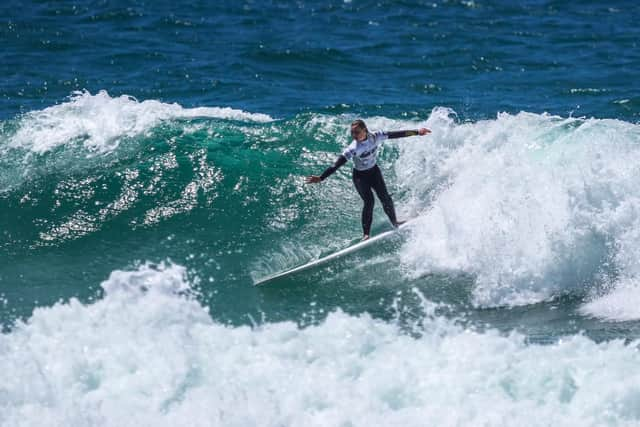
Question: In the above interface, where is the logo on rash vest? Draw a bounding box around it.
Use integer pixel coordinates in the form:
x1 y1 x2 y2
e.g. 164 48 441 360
359 148 376 158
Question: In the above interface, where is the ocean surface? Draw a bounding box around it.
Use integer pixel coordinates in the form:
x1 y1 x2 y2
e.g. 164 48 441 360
2 1 640 425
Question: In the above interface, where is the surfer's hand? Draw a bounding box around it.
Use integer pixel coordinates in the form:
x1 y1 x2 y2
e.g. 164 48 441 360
305 175 322 184
419 128 431 136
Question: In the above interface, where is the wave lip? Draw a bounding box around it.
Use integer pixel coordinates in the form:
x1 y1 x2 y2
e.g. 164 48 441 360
7 90 273 155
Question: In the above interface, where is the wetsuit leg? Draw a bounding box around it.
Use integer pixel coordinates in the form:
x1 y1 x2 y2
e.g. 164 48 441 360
370 165 398 226
352 170 375 235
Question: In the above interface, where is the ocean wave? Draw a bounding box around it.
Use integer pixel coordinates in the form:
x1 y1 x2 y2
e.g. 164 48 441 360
5 90 273 155
1 262 640 426
5 102 640 321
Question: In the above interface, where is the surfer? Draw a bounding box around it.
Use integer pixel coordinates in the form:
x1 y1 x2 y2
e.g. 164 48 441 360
306 120 430 240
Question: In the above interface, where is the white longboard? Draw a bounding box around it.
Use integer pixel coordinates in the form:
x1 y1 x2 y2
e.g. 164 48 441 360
254 221 412 286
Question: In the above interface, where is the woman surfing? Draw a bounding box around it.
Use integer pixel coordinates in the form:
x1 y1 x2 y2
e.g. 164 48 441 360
306 119 430 240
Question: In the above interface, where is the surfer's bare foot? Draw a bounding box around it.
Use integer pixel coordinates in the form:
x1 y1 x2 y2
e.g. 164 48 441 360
362 234 370 241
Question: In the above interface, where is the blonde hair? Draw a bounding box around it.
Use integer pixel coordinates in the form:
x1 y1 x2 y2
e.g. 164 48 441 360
351 119 368 132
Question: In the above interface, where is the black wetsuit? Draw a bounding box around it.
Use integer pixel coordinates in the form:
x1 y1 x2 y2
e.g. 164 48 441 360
319 129 419 235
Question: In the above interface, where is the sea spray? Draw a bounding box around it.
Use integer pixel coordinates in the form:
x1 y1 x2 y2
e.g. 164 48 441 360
396 108 640 315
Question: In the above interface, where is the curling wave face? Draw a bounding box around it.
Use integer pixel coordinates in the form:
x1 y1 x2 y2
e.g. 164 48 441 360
4 93 640 325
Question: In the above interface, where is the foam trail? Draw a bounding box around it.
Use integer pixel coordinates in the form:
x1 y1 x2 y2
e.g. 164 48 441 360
2 263 640 426
7 90 273 154
395 108 640 311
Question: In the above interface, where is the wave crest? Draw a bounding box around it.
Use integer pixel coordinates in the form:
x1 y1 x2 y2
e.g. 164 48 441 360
6 90 272 155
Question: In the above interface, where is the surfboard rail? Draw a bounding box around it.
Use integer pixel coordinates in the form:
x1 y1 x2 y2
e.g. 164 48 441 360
253 220 413 286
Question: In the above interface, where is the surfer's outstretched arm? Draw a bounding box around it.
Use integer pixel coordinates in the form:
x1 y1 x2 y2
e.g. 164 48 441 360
385 128 431 139
306 155 347 184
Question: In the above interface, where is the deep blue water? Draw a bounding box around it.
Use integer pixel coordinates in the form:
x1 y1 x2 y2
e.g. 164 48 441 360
3 1 639 121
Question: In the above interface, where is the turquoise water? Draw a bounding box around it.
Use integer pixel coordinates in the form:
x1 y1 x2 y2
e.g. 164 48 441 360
3 1 640 425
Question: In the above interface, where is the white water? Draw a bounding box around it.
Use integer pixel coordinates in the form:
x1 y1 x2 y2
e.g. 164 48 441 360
392 108 640 318
2 262 640 426
8 90 273 154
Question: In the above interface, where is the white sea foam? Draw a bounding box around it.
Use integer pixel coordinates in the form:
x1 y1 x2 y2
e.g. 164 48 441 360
393 108 640 314
8 90 273 154
1 262 640 426
580 277 640 321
